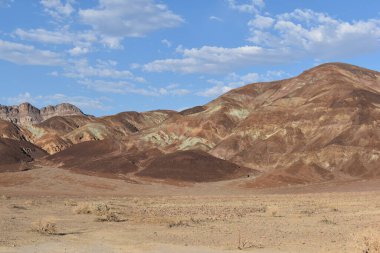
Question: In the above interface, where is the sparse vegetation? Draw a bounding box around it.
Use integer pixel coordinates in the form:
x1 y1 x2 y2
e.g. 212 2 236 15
74 202 109 215
31 219 57 235
320 216 337 225
168 220 190 228
64 199 78 207
96 212 126 222
237 231 264 250
73 202 125 222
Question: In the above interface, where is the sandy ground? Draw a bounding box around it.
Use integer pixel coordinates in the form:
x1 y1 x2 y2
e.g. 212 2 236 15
1 167 380 253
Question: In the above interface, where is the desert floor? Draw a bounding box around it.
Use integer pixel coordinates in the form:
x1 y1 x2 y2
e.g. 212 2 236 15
1 167 380 253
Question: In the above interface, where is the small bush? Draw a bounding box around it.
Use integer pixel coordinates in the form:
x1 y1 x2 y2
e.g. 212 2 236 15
168 220 190 228
96 212 126 222
320 216 337 225
31 219 57 235
74 202 109 215
64 199 78 207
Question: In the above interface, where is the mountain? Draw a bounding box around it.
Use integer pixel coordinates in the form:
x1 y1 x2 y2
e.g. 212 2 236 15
0 103 84 125
1 62 380 187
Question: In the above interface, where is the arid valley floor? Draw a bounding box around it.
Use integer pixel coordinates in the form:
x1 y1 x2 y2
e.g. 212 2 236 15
1 166 380 253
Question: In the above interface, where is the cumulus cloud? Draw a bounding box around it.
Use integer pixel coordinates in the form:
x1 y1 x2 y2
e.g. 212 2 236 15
79 79 189 96
144 9 380 74
13 28 99 53
0 39 63 66
227 0 265 14
40 0 75 20
79 0 184 42
62 58 145 82
248 9 380 58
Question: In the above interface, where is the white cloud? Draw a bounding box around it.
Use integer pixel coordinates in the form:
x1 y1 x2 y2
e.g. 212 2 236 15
79 0 184 41
248 9 380 58
14 28 73 44
40 0 75 20
143 45 291 74
13 28 97 52
144 9 380 74
197 81 235 97
248 15 274 29
227 0 264 14
68 46 89 56
79 79 190 97
197 70 288 97
6 92 107 110
62 58 146 82
161 39 172 48
6 92 36 105
0 39 63 66
209 16 223 22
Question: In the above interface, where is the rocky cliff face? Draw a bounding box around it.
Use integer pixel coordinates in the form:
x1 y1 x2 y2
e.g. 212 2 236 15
0 103 84 125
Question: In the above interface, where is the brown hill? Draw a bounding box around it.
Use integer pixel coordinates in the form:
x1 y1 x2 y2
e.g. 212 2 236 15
46 140 163 179
137 150 253 182
0 138 47 172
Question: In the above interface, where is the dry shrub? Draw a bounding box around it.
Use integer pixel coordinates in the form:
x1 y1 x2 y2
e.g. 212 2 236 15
96 212 125 222
64 199 78 207
168 220 190 228
320 216 337 225
74 202 109 215
31 218 57 235
352 230 380 253
24 200 41 206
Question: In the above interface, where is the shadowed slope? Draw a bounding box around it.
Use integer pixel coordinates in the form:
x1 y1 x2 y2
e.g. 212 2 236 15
137 150 254 182
0 138 47 172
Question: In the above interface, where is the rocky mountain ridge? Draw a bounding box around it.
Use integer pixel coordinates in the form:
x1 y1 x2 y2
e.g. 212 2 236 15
1 62 380 187
0 103 84 125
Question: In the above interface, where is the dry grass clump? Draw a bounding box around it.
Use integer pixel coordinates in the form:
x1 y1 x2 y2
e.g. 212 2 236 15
73 202 109 215
24 199 41 206
320 216 337 225
73 202 126 222
31 218 57 235
96 212 125 222
64 199 78 207
168 220 190 228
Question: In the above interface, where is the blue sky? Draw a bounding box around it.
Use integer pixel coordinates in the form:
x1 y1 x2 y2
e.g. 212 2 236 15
0 0 380 116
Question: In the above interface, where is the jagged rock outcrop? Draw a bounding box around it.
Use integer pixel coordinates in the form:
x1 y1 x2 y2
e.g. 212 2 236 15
0 103 84 125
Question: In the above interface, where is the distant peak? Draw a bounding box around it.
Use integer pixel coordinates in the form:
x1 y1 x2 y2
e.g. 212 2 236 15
0 102 85 125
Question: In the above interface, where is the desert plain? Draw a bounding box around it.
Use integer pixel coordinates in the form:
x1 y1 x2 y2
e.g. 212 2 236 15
1 166 380 253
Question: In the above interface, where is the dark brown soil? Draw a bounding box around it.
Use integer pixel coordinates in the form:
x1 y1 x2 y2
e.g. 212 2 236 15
137 150 253 182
